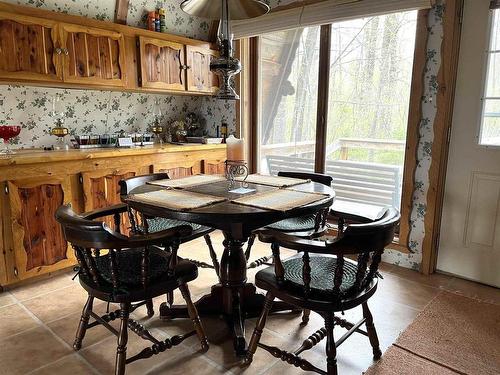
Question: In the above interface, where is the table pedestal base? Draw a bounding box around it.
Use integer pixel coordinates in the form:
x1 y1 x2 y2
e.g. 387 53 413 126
160 284 299 356
160 234 298 356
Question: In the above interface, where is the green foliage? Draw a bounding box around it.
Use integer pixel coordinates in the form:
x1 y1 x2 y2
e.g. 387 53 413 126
260 11 418 166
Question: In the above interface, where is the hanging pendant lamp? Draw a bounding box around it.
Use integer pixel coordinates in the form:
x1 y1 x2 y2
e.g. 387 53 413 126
181 0 270 100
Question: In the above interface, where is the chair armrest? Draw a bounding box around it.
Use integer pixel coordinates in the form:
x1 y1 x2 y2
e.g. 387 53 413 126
127 225 193 248
82 203 128 220
258 229 341 254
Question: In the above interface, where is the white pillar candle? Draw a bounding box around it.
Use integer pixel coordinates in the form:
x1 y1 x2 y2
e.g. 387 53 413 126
226 135 245 161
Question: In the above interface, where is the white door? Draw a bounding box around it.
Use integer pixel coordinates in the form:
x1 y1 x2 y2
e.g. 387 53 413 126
437 0 500 288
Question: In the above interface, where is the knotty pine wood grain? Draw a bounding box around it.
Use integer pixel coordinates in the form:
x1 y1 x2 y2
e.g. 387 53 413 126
0 144 226 169
399 10 429 252
84 170 137 234
0 145 226 285
0 2 218 94
139 36 185 91
0 183 8 287
19 184 67 271
0 15 60 81
202 159 226 175
7 176 76 282
186 45 219 94
61 23 126 87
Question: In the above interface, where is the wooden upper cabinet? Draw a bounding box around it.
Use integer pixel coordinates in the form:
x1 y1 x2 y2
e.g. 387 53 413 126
0 6 218 94
0 12 62 82
59 24 126 87
139 36 186 91
186 45 219 94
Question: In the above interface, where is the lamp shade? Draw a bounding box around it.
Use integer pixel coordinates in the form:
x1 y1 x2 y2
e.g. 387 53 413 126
180 0 270 20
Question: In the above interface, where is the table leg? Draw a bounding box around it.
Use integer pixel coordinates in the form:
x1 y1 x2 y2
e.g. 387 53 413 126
159 232 297 356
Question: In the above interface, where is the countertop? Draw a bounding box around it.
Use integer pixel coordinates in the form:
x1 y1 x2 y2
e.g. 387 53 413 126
0 143 227 167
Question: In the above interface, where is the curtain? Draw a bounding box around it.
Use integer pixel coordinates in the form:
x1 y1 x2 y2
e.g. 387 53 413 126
233 0 432 38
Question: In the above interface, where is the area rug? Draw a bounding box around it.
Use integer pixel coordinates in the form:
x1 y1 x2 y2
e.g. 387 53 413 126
366 291 500 374
364 346 457 375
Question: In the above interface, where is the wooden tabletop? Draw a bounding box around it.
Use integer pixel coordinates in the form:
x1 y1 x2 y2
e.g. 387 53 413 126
125 179 335 237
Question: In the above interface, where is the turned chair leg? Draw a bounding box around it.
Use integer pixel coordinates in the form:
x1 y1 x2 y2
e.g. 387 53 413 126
244 292 274 365
362 302 382 359
115 303 130 375
325 313 338 375
179 283 209 352
73 294 94 351
204 234 220 278
146 299 154 317
301 309 311 325
245 233 256 261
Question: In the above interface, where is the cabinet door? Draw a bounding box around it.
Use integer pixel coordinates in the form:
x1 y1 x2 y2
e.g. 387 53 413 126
0 12 62 82
60 23 126 87
7 176 76 281
202 158 226 175
81 169 139 234
139 36 186 91
153 159 201 179
186 45 219 93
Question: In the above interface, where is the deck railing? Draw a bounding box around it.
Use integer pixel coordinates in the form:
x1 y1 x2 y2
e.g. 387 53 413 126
260 138 405 160
261 138 405 208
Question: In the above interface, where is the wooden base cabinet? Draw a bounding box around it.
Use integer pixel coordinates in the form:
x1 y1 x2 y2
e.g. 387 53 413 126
81 167 147 235
0 144 226 288
3 176 76 284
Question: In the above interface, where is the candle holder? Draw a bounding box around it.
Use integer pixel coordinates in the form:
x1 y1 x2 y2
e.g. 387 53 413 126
225 160 248 186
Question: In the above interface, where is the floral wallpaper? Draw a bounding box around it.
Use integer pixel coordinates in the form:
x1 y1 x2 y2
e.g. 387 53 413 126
1 86 235 148
127 0 211 40
1 0 236 149
381 1 445 270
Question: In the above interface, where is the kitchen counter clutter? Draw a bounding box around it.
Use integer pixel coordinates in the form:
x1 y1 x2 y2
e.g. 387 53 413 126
0 143 226 288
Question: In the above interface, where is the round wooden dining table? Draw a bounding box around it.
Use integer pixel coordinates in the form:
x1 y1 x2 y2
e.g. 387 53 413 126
124 178 335 356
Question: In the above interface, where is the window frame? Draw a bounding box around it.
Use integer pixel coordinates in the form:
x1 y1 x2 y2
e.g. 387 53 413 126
239 10 429 253
478 7 500 149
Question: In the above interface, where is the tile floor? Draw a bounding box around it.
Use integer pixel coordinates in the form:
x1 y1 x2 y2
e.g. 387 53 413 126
1 231 499 375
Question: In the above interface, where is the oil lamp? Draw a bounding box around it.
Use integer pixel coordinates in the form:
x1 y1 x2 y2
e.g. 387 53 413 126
180 0 269 100
49 94 69 149
151 98 164 145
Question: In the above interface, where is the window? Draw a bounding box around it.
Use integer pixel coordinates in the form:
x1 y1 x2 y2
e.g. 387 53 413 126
480 8 500 146
326 13 417 208
255 11 417 210
258 26 320 173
